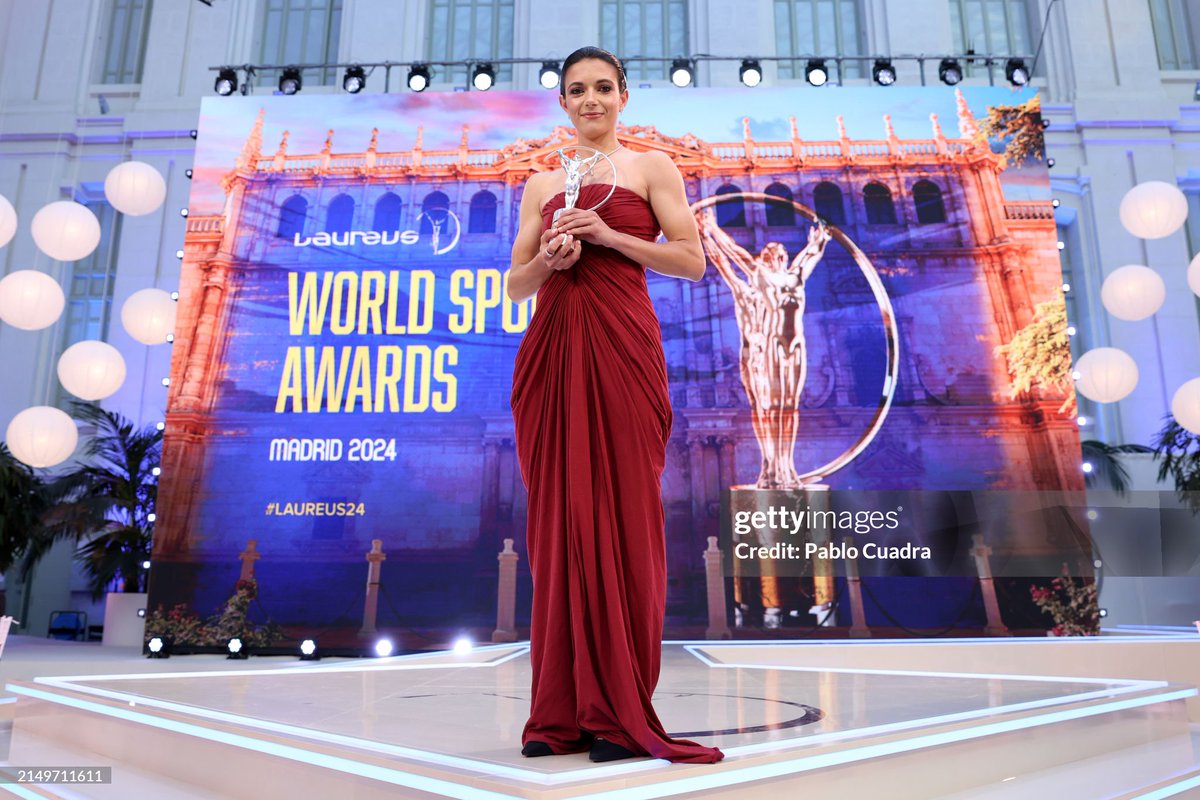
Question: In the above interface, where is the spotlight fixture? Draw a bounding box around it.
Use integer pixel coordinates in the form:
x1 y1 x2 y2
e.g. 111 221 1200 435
739 59 762 88
539 61 560 90
166 333 175 343
1005 58 1030 87
189 129 198 139
1041 118 1051 129
670 58 693 88
938 58 963 86
1082 462 1093 474
374 638 395 657
343 65 366 94
146 636 170 658
407 64 430 92
215 67 238 96
453 636 473 654
1052 198 1061 208
1099 608 1108 618
1047 158 1056 168
299 639 320 661
162 377 171 386
279 67 302 95
179 208 189 217
471 63 495 91
175 249 184 259
805 59 828 87
185 168 193 179
152 466 161 476
141 560 151 569
872 59 896 86
227 636 249 659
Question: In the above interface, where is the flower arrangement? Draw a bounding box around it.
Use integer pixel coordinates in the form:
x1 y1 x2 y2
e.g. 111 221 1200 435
145 578 281 647
1030 565 1099 636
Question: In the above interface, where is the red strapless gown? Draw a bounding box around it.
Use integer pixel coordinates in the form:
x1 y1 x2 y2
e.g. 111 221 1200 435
511 184 724 764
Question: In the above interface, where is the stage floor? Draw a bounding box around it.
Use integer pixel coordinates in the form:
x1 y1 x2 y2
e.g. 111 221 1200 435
4 638 1199 798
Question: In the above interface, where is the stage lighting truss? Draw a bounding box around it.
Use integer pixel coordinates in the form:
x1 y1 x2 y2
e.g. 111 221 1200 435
670 58 694 87
472 63 496 91
279 67 302 95
1005 57 1030 86
805 59 828 87
539 61 560 90
739 59 762 87
207 52 1035 95
214 67 238 96
408 64 431 92
343 65 367 93
872 59 896 86
938 58 963 86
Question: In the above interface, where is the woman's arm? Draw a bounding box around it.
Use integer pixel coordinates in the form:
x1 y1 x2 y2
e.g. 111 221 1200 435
506 174 581 303
551 151 706 282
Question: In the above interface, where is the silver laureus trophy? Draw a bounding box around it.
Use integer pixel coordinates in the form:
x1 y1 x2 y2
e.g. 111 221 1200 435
552 145 620 226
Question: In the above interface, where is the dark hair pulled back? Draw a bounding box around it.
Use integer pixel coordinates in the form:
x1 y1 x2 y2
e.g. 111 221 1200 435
559 46 627 96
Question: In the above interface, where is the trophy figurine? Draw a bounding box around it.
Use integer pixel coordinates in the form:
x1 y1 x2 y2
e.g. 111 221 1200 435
552 144 620 226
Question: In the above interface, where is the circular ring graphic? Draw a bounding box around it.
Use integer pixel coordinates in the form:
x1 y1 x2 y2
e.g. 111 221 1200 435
689 191 900 484
554 145 619 214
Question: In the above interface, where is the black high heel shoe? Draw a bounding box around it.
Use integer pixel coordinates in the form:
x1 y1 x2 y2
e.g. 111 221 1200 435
521 741 554 757
589 737 639 762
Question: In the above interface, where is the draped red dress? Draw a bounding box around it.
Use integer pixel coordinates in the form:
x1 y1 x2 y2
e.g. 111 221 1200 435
511 183 724 764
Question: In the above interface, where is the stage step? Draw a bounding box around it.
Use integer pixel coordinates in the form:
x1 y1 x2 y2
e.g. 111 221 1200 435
2 675 1195 799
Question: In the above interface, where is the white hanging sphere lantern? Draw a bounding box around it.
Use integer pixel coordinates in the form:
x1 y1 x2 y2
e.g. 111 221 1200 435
1173 378 1200 434
0 194 16 248
120 288 177 345
1188 252 1200 298
0 270 65 330
1118 181 1189 240
56 340 127 401
1100 264 1166 321
104 161 167 216
30 201 101 262
5 406 78 468
1074 347 1139 403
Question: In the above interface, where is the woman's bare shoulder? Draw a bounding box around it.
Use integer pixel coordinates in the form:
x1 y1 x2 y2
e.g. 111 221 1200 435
523 171 560 211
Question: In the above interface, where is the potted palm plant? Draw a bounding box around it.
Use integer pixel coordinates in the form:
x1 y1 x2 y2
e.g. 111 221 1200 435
20 401 161 645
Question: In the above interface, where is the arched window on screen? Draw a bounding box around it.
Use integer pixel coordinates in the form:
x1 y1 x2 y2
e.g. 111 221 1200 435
420 191 451 236
470 190 498 234
813 182 845 226
326 194 355 234
912 180 947 224
715 184 746 227
277 195 307 239
764 183 796 227
863 183 898 225
373 192 403 232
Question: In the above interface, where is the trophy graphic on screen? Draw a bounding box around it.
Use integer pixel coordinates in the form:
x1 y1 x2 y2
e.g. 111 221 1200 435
699 212 833 490
694 192 900 629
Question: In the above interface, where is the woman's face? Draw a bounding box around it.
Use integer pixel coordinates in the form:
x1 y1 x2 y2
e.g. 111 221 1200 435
559 58 627 131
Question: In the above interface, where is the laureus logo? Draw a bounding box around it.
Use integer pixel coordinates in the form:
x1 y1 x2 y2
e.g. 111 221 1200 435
292 210 461 255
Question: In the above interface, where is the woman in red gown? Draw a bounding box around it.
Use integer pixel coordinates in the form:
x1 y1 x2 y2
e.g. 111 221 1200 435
506 47 724 765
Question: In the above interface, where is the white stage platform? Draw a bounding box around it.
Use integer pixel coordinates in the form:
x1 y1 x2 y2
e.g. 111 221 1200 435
1 636 1198 799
